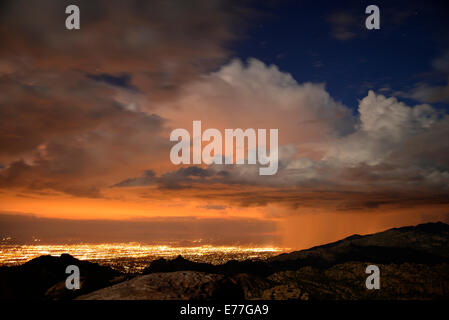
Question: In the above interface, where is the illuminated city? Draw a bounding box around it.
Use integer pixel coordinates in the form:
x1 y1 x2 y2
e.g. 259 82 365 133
0 244 287 273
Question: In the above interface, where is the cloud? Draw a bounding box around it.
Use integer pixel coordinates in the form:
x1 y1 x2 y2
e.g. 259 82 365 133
0 0 240 100
409 82 449 103
113 59 449 211
325 91 443 165
0 70 168 196
197 204 228 211
114 169 449 210
114 166 232 190
158 58 356 144
433 51 449 73
407 50 449 103
0 0 244 196
327 12 358 41
113 170 157 188
159 59 449 190
87 73 139 91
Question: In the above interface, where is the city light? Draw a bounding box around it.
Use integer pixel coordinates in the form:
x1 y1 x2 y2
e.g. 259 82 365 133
0 244 287 273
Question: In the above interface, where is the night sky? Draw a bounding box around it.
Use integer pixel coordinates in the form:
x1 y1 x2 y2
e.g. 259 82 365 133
235 0 449 110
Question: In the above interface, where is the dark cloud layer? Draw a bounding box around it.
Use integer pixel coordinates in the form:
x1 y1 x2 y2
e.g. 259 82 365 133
113 162 449 212
0 0 245 196
0 70 167 196
0 0 239 82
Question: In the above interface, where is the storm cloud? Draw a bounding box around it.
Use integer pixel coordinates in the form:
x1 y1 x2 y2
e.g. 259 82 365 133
0 0 245 196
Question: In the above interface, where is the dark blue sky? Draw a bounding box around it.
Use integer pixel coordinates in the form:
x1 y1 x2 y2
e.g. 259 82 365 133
232 0 449 111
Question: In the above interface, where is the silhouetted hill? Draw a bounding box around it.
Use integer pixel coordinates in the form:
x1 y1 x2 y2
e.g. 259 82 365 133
269 221 449 267
143 255 272 277
0 254 124 300
142 222 449 276
78 271 248 300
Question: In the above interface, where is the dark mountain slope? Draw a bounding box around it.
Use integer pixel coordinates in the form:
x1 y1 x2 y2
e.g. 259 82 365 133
143 222 449 276
0 254 124 299
269 222 449 267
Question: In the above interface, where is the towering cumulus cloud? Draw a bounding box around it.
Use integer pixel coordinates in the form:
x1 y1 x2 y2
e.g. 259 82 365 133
153 59 449 188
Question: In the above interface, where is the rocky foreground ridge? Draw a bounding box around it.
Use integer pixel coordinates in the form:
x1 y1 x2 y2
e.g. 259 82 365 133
1 222 449 300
